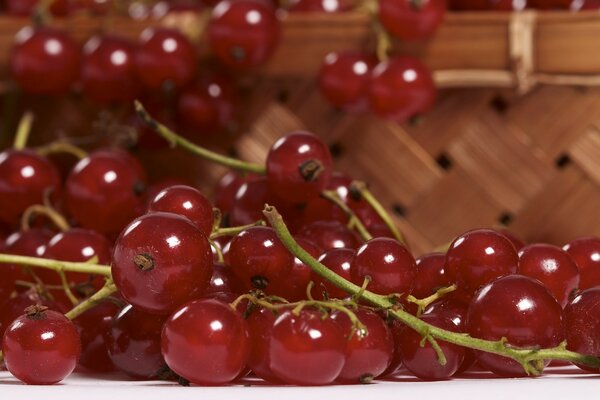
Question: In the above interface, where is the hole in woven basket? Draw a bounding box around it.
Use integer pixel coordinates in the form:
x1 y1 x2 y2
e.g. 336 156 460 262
391 203 406 217
435 153 452 170
276 89 290 104
498 212 513 226
555 154 571 169
329 142 344 159
490 94 509 114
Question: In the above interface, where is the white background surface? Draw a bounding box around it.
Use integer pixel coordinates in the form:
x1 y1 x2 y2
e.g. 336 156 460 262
0 366 597 400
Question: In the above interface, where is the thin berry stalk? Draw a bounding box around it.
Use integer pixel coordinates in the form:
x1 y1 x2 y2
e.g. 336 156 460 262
0 254 112 277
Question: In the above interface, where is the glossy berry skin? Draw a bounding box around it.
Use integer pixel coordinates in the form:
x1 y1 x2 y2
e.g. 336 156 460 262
445 228 518 296
331 308 394 383
318 52 377 112
112 212 212 314
11 27 81 94
106 304 167 379
3 308 81 385
266 131 333 203
205 262 243 296
208 0 281 70
518 244 580 307
74 301 120 373
412 252 452 298
134 28 197 91
498 228 526 251
564 287 600 372
313 248 355 299
399 313 465 380
297 220 360 251
148 185 214 236
564 237 600 290
270 309 346 385
214 171 258 215
467 275 565 377
65 150 146 235
162 298 249 385
0 149 61 226
288 0 354 11
82 35 140 104
246 307 281 382
227 226 293 290
3 229 52 287
0 290 65 339
368 56 436 122
351 237 417 296
379 0 446 41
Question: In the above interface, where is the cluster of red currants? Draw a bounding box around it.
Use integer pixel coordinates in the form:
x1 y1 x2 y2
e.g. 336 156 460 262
450 0 600 10
0 127 600 386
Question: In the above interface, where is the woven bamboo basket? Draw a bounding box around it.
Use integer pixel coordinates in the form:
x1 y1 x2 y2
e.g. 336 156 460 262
1 9 600 255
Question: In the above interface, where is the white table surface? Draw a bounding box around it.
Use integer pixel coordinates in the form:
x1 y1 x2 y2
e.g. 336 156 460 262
0 366 597 400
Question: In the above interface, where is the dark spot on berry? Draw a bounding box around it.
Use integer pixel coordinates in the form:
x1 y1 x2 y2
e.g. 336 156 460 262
555 154 571 169
435 153 452 170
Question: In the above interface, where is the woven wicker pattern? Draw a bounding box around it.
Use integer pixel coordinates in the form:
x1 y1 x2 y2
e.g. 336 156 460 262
233 83 600 255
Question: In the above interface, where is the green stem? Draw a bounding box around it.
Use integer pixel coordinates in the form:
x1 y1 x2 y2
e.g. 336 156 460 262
21 204 70 232
0 254 112 278
406 284 457 316
321 190 373 241
13 111 34 150
134 100 266 175
210 220 266 239
36 141 88 160
57 270 79 307
65 280 117 320
350 181 405 245
263 205 600 375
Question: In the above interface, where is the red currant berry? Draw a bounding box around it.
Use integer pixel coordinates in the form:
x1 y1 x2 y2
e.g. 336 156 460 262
3 229 52 288
214 171 258 216
564 287 600 372
3 305 80 385
445 228 518 296
297 220 360 251
246 307 281 382
82 35 140 104
205 262 243 296
228 177 270 226
318 52 377 112
106 304 167 379
147 185 214 236
313 248 355 299
448 0 488 9
368 56 436 122
65 149 146 235
288 0 353 11
266 131 333 203
351 237 417 296
467 275 564 377
411 252 451 298
378 0 446 41
563 237 600 290
134 28 197 92
517 244 580 307
11 27 81 94
162 298 249 385
498 228 526 251
331 307 394 383
208 0 281 70
227 226 293 290
0 149 61 226
0 290 65 339
73 300 120 373
270 309 346 385
489 0 528 9
112 212 212 314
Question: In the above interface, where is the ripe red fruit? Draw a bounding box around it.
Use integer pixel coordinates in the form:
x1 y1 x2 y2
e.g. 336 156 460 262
0 149 62 226
564 287 600 372
398 313 465 380
517 243 580 307
205 262 243 296
351 237 417 296
411 252 451 298
82 35 140 104
10 27 81 94
214 171 258 215
288 0 354 11
2 228 52 287
313 248 355 299
162 298 249 385
378 0 446 41
134 28 197 91
266 131 333 203
112 212 213 314
563 237 600 290
65 149 146 235
318 52 377 112
246 307 281 382
208 0 281 70
269 309 346 385
3 306 81 385
227 226 293 290
0 290 65 339
147 185 214 236
467 275 565 377
368 56 436 122
331 308 394 383
445 228 518 296
297 220 360 251
106 304 167 379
